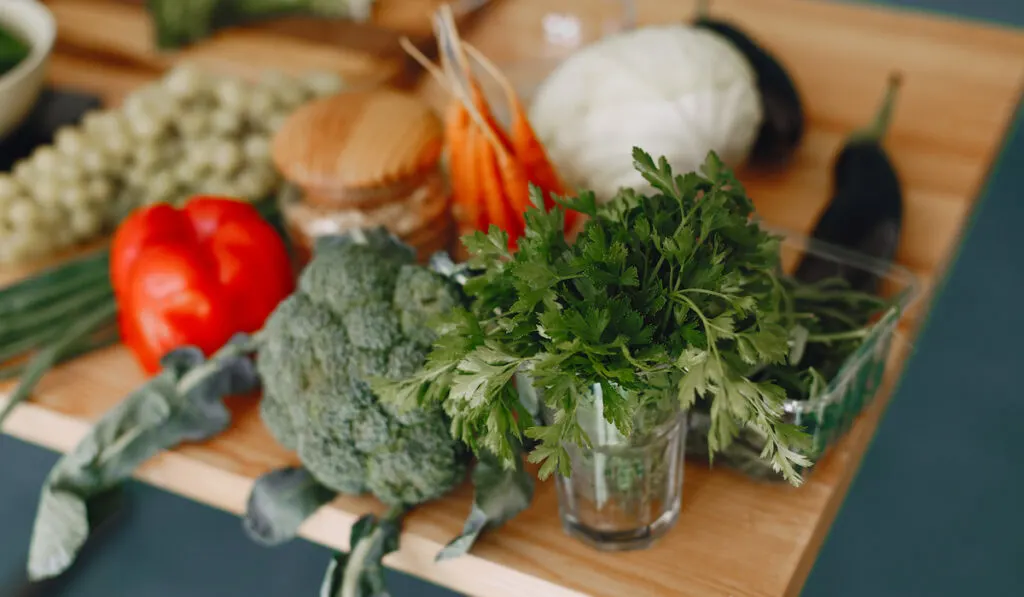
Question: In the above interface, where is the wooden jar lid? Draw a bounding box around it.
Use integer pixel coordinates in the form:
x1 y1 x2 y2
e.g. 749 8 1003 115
272 89 444 206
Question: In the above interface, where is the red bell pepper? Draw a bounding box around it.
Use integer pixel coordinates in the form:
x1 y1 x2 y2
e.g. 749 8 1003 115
110 196 294 374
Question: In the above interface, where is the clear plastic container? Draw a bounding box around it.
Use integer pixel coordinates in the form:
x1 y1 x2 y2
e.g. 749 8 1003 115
686 228 922 481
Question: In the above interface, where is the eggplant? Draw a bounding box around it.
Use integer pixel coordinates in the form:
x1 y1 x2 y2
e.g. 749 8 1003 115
794 73 904 294
693 0 805 169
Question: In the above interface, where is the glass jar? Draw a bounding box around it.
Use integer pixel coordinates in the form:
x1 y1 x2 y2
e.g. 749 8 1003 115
278 169 454 265
545 383 688 552
271 89 454 265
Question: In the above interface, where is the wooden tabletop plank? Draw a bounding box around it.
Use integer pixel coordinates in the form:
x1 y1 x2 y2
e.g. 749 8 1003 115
4 1 1024 596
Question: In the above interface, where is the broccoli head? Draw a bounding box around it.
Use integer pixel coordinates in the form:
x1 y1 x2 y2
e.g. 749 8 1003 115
256 230 468 507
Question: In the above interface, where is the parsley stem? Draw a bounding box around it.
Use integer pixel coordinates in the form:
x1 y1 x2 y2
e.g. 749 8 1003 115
805 328 871 343
649 255 665 283
805 306 861 329
673 293 722 361
678 288 732 301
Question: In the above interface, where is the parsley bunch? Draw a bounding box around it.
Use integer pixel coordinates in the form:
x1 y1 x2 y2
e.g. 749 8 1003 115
377 149 813 486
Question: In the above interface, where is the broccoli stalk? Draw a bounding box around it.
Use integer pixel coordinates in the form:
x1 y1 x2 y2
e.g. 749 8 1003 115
145 0 375 49
237 229 472 596
321 507 405 597
208 229 533 596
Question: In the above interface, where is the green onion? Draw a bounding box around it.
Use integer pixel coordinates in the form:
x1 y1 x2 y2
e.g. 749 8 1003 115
0 251 119 427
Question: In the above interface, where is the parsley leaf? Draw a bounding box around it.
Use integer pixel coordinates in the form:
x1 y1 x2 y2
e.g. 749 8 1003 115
376 149 817 486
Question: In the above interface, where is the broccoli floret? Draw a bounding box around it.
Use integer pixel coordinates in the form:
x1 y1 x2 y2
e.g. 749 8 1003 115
393 265 463 346
365 414 467 506
257 230 468 507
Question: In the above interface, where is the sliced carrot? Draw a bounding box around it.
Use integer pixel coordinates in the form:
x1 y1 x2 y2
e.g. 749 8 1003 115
399 35 487 236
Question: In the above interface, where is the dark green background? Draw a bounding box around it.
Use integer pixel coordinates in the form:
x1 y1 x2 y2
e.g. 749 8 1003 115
3 1 1023 595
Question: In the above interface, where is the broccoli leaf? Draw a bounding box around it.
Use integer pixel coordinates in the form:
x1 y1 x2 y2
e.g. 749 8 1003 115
321 510 404 597
244 466 338 546
436 441 534 562
25 335 260 581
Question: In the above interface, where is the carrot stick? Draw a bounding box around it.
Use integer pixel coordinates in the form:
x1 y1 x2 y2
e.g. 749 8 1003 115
464 43 565 194
439 7 513 157
464 43 577 232
469 81 513 156
477 123 519 246
434 6 527 243
401 36 483 234
461 117 489 231
449 104 486 231
497 149 531 228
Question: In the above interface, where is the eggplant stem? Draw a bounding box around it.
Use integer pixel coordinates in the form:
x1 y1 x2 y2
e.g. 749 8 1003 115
850 72 903 143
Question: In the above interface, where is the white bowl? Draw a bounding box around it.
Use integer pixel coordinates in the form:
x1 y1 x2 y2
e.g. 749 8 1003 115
0 0 56 140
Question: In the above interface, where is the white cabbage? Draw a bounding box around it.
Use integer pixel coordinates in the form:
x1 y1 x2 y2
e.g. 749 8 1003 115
530 25 762 202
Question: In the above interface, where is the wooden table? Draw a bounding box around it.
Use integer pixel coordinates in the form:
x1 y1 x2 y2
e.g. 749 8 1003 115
3 1 1024 596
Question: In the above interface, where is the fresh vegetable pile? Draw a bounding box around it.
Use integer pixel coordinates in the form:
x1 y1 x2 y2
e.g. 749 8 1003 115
4 144 905 596
7 228 534 595
0 3 916 589
685 72 910 478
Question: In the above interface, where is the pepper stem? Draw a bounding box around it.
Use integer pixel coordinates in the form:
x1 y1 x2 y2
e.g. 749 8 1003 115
696 0 711 19
849 72 903 144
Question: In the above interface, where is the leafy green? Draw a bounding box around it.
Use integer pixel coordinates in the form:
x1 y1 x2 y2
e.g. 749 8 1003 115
756 276 891 399
688 277 898 479
376 148 815 485
0 25 30 76
26 335 260 580
320 509 403 597
244 466 339 546
0 302 118 428
0 251 119 427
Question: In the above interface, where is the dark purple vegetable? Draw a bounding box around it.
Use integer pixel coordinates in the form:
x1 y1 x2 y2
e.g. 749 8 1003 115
693 0 805 169
795 73 904 293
